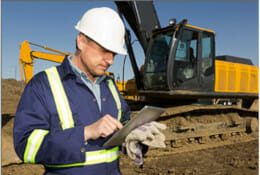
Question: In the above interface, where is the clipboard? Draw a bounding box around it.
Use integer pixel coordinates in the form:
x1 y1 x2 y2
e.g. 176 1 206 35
103 105 165 147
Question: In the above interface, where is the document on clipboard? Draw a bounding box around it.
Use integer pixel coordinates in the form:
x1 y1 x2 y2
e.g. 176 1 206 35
103 105 165 147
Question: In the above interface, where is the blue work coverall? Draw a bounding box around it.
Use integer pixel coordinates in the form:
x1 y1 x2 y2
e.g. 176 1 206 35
13 57 131 175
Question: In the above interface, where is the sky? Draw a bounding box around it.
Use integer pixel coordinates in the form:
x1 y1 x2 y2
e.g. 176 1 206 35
1 1 259 82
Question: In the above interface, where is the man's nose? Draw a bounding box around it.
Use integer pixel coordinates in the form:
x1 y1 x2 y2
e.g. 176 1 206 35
105 53 114 65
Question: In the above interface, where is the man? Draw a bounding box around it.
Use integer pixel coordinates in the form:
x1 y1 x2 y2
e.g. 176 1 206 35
14 7 131 175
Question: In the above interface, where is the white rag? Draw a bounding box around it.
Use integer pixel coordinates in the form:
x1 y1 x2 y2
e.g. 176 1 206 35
124 121 166 165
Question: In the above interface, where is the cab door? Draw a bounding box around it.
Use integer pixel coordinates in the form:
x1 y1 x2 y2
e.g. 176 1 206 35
198 32 215 91
170 28 200 90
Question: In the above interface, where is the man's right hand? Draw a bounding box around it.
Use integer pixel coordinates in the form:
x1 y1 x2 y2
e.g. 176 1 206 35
84 114 123 141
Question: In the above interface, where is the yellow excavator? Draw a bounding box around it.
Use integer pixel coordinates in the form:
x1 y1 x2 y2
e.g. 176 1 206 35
115 2 258 105
114 1 259 158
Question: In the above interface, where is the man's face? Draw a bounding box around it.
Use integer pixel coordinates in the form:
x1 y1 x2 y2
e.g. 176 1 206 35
77 34 116 79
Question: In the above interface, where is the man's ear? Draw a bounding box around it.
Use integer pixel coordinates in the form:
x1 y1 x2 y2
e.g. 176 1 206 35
76 34 85 51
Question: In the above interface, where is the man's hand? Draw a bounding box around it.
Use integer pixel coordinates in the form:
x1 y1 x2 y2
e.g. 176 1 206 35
84 114 123 141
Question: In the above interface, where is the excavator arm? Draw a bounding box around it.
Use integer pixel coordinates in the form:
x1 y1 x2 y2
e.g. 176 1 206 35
19 40 71 84
115 1 160 52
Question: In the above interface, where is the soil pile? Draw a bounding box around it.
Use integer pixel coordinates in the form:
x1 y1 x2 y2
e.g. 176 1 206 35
2 79 24 115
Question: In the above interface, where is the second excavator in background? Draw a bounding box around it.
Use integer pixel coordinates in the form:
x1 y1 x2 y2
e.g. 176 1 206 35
19 40 72 84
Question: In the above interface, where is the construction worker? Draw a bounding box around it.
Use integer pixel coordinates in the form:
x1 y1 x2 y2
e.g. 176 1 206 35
13 7 130 175
14 7 166 175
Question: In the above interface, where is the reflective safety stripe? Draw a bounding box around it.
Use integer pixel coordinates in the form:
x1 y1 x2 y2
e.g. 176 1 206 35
85 146 119 165
45 67 74 130
45 146 119 167
24 129 49 163
107 79 122 121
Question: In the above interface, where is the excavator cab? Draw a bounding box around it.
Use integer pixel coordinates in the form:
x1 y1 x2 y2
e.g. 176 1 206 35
143 22 215 92
117 1 258 102
116 2 215 94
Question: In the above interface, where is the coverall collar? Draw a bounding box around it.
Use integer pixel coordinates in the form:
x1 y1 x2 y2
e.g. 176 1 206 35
58 55 107 85
67 55 106 84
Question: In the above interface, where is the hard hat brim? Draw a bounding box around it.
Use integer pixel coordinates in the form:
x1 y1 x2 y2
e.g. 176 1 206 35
75 26 127 55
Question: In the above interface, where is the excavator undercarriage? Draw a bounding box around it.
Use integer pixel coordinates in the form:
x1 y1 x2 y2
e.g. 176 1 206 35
129 102 258 155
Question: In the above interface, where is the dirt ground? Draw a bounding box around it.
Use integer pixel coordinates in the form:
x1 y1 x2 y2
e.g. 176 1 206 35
2 78 259 175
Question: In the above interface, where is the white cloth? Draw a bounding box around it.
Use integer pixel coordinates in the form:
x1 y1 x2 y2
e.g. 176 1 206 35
124 121 166 165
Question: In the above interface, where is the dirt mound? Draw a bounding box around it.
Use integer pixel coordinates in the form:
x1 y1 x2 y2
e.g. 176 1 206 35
2 79 24 97
2 79 25 167
2 79 24 115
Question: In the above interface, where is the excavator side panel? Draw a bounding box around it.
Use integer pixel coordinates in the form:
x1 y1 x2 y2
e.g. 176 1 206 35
215 60 259 94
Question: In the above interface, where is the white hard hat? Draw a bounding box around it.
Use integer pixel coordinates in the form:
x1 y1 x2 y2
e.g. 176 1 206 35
75 7 127 55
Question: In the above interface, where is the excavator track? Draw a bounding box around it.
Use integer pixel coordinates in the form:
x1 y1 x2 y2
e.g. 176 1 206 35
131 103 258 156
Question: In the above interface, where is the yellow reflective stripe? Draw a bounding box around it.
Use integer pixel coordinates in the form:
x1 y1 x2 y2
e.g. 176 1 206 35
107 79 122 121
45 146 119 168
24 129 49 164
85 146 119 165
45 67 74 130
51 67 74 128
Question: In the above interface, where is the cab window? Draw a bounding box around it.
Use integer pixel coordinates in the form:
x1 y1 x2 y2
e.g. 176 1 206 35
144 31 172 89
174 29 198 83
201 33 214 75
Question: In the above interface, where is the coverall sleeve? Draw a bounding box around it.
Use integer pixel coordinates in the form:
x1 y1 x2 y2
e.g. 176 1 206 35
13 74 85 165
